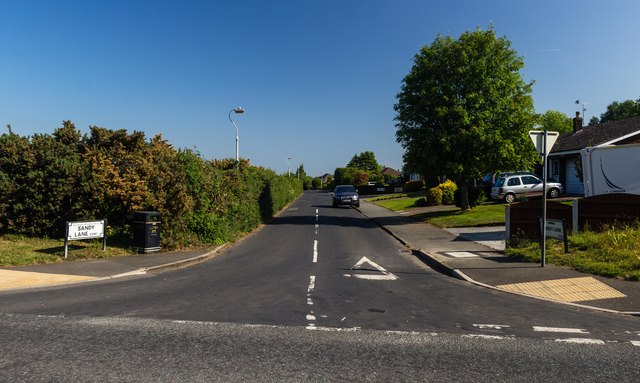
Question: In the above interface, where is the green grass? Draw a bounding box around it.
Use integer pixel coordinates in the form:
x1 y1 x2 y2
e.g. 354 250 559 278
372 196 506 228
505 224 640 281
413 204 505 227
373 197 424 211
0 235 132 267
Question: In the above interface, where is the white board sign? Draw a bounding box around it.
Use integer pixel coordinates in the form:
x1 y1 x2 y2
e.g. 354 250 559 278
545 219 564 241
67 220 105 240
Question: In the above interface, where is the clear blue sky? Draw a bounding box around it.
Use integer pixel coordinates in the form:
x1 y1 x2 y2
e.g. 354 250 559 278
2 0 639 177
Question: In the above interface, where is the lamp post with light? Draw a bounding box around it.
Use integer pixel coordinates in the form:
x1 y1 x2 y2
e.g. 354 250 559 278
228 107 245 164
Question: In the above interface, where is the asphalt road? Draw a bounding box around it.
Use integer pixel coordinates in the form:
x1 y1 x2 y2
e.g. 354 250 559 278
1 191 639 381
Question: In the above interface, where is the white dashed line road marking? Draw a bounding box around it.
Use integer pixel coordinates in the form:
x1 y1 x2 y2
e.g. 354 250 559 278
533 326 588 334
473 324 511 330
555 338 605 345
462 334 515 340
305 275 317 329
313 240 318 263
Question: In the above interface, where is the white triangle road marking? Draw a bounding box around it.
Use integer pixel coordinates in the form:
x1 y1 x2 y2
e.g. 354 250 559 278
343 256 398 281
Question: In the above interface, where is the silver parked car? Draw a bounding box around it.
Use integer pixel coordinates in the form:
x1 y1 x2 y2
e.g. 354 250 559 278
491 174 563 203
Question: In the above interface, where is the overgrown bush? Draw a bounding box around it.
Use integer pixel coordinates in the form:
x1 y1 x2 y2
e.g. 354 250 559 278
414 197 428 207
403 180 424 193
0 121 303 249
425 187 443 206
438 180 457 205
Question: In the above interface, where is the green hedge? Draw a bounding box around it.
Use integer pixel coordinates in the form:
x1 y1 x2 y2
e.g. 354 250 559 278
0 122 303 248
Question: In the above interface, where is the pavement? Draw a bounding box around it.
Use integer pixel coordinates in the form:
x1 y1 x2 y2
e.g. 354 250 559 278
0 245 226 293
356 201 640 316
1 201 639 316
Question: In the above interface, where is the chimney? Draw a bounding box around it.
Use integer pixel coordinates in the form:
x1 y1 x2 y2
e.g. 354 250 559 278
573 111 583 133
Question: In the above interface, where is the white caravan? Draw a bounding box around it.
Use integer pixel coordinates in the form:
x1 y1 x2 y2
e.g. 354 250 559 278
581 143 640 197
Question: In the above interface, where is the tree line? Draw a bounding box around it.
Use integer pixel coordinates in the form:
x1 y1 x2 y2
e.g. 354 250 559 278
331 151 401 188
0 121 302 248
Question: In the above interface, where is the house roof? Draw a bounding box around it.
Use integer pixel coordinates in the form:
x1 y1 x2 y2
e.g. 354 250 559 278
551 116 640 154
381 167 402 177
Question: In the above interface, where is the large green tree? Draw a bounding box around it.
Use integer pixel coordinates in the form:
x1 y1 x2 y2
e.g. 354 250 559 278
347 151 379 172
537 110 573 133
394 27 537 209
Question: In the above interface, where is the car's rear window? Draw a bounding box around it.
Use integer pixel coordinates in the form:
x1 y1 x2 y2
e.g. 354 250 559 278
493 178 505 187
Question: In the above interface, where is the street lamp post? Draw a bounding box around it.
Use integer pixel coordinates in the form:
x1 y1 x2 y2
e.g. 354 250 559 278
228 107 245 164
287 157 292 178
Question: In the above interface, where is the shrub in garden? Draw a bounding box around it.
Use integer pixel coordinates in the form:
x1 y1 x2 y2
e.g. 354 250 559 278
414 197 428 207
438 180 457 205
403 180 424 193
425 187 443 206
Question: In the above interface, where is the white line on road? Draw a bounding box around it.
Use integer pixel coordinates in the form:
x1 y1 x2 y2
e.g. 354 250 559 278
306 276 317 328
473 324 511 330
307 275 315 294
630 340 640 347
554 338 605 345
313 240 318 263
533 326 588 334
308 326 361 332
462 334 514 340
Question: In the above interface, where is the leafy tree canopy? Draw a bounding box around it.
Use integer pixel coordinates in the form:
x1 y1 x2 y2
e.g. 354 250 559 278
598 98 640 124
536 110 573 134
394 27 537 209
347 151 379 172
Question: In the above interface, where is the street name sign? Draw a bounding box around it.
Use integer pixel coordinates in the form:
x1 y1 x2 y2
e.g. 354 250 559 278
64 219 107 258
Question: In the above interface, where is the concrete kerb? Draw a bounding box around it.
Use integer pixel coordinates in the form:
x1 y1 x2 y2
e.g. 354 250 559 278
355 207 410 246
109 243 227 279
356 206 640 317
416 249 639 316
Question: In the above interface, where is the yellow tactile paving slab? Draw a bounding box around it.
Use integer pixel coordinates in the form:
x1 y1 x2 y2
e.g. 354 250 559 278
0 269 96 291
497 277 627 303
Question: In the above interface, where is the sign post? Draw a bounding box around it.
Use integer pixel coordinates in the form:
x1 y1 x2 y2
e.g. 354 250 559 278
545 218 569 253
64 219 107 258
529 130 559 267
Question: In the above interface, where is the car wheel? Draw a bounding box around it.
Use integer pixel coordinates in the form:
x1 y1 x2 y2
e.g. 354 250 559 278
332 201 338 208
548 188 560 199
504 193 516 204
354 202 360 208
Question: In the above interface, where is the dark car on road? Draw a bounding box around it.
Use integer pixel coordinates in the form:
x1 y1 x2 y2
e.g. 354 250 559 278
332 185 360 207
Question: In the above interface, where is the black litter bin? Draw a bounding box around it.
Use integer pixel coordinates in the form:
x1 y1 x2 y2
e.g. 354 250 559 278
133 211 161 253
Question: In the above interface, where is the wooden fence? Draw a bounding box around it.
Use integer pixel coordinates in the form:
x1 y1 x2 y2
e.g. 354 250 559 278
507 194 640 245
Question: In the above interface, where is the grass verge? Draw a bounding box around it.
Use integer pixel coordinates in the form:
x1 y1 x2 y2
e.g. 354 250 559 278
505 224 640 281
372 197 506 227
412 204 505 227
372 197 423 211
0 235 132 267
